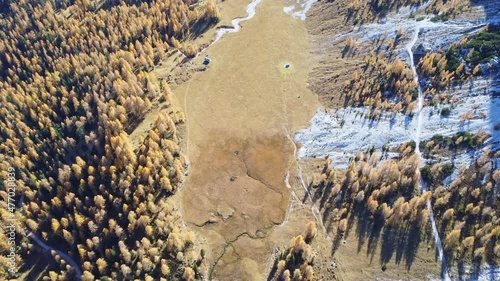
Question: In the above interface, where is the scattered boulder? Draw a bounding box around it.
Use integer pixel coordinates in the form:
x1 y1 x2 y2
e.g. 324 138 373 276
216 204 235 221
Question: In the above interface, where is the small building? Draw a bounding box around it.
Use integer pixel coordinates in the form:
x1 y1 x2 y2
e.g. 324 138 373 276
413 43 432 62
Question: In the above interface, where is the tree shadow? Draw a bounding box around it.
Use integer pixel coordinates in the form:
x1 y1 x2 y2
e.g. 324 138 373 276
266 260 278 281
319 181 334 209
189 17 219 40
404 225 422 269
366 215 384 263
379 223 422 270
380 227 398 265
351 204 370 254
302 181 315 204
339 197 425 271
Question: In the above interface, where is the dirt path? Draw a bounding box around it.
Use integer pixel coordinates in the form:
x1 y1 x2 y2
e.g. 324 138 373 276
19 196 83 280
175 0 318 279
26 231 83 279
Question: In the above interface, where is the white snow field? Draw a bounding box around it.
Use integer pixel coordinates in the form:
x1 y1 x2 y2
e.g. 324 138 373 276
295 77 499 168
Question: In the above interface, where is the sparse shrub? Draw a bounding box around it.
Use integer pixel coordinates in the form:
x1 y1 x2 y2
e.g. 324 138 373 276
303 221 317 243
441 163 454 179
182 267 195 281
440 107 451 117
421 165 434 185
431 14 449 22
182 44 199 58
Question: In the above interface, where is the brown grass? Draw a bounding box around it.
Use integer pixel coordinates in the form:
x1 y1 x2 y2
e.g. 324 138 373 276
172 0 318 279
306 0 367 109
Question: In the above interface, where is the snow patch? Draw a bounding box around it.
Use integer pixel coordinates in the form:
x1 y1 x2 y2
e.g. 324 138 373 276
464 264 500 281
283 0 317 21
324 16 485 55
295 78 499 168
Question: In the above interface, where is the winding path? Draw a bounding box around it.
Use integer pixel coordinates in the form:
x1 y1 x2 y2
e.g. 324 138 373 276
19 196 82 280
284 127 328 235
26 231 83 280
406 24 451 281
